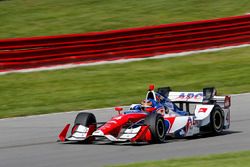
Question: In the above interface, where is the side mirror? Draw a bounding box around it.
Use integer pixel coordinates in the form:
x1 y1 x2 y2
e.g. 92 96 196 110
115 107 123 114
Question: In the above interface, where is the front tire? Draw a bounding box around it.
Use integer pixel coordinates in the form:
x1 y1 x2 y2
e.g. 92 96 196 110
145 113 166 143
74 112 96 126
73 112 97 143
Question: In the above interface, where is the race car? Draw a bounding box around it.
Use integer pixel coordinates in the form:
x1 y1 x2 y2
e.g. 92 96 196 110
58 85 231 144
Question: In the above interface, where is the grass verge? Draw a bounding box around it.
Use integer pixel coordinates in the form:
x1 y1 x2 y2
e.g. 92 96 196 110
1 0 250 38
0 46 250 118
107 150 250 167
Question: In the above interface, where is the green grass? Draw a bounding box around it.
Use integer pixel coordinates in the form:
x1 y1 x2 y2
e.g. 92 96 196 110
0 46 250 118
1 0 250 39
107 150 250 167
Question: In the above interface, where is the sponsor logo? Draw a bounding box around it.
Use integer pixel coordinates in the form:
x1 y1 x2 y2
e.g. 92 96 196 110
198 108 207 113
176 93 203 100
164 117 176 133
185 117 193 133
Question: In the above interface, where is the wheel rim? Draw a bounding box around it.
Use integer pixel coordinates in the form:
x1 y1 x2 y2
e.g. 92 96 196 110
214 110 222 131
157 119 165 138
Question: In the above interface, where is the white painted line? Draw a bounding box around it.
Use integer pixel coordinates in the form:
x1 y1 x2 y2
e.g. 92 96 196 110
1 43 250 75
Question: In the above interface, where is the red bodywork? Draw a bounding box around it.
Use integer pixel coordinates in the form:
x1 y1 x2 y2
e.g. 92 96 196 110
99 113 146 136
58 112 152 143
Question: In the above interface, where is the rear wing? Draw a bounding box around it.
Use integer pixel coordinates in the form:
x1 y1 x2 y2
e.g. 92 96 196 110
157 87 231 108
168 92 203 103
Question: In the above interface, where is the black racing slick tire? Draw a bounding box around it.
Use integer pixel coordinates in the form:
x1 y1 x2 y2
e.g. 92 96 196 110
74 112 96 126
73 112 97 143
145 113 166 143
210 107 224 135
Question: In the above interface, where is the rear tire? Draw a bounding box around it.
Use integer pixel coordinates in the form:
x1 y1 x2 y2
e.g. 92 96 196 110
145 113 166 143
210 107 223 135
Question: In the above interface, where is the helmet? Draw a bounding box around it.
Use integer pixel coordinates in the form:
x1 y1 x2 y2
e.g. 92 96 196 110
141 99 155 111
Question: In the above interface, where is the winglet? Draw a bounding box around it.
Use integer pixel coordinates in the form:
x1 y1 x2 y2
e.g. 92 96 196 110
58 124 70 142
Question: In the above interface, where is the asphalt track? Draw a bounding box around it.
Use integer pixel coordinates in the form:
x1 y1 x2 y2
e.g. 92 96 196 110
0 94 250 167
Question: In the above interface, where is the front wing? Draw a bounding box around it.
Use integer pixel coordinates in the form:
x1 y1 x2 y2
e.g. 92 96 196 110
58 124 152 143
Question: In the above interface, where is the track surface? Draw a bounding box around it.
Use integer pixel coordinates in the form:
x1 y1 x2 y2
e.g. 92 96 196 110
0 94 250 167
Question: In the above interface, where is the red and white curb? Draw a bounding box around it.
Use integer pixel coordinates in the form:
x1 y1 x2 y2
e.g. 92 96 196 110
1 43 250 75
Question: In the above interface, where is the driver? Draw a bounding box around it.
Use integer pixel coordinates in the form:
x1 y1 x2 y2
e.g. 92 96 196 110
141 97 188 116
141 99 165 115
141 99 155 112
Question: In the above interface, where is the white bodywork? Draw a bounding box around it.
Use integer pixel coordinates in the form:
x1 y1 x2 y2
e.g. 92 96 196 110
119 126 141 139
92 126 142 142
194 104 214 126
132 91 230 137
168 92 203 103
164 91 230 137
67 126 131 142
67 125 89 141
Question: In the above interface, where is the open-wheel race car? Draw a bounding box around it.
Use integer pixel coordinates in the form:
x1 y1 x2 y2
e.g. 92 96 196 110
58 85 231 144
